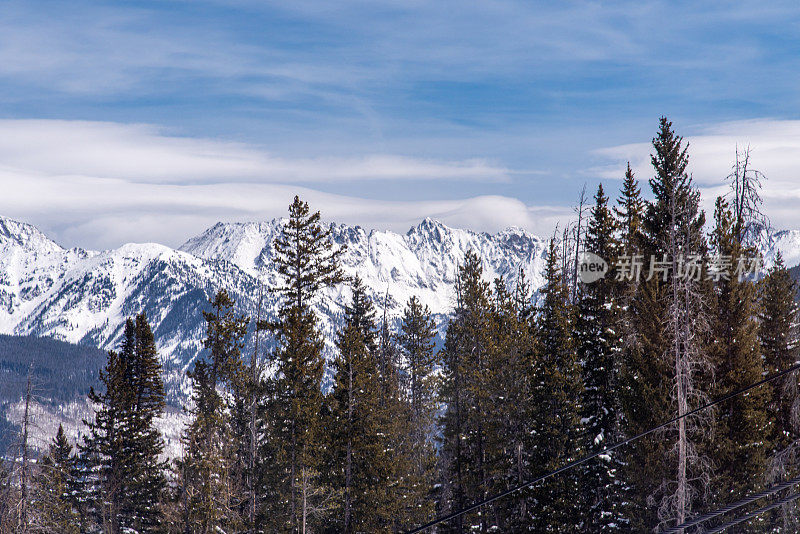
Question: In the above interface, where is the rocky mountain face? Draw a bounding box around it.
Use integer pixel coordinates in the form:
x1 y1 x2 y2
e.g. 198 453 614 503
0 215 549 401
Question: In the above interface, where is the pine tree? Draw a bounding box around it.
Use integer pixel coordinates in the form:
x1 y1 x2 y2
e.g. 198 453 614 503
81 313 167 534
180 290 248 534
707 197 770 508
527 237 583 532
324 278 394 532
259 195 345 533
760 253 800 530
622 117 710 530
614 162 644 255
438 251 500 532
486 273 538 531
397 296 439 526
576 184 628 530
31 425 80 534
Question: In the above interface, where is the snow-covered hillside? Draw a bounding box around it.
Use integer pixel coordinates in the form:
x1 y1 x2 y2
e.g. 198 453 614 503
0 215 548 400
3 212 800 401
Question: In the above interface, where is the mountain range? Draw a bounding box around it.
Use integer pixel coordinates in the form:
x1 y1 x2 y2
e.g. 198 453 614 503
2 214 800 452
0 215 551 402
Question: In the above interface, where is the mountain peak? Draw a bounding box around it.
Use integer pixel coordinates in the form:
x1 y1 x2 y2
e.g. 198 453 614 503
0 215 63 253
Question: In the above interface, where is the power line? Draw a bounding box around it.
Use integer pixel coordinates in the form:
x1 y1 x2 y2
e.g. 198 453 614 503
703 491 800 534
405 361 800 533
664 473 800 532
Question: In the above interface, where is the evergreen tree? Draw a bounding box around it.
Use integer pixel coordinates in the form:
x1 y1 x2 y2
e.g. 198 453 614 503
707 197 770 508
486 274 538 531
438 251 501 532
397 296 439 526
260 196 345 532
324 279 394 532
180 290 248 534
621 117 710 530
81 314 167 534
528 237 583 532
760 254 800 525
576 184 628 530
31 425 80 534
614 162 644 255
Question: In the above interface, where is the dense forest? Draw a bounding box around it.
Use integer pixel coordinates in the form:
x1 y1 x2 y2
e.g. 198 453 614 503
3 117 800 532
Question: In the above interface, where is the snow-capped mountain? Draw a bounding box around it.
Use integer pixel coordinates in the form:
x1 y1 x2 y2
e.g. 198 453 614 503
0 215 548 401
3 213 800 400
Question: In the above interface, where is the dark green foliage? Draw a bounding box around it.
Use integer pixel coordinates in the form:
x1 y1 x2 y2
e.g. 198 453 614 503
31 425 81 533
397 296 439 526
80 313 167 534
259 195 346 532
761 254 800 462
614 162 644 254
180 290 248 534
707 198 770 506
620 117 709 530
577 184 628 530
486 274 538 531
438 251 516 532
324 279 395 532
528 238 584 532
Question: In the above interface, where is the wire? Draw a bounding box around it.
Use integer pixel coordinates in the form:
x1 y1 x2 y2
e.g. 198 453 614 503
703 491 800 534
663 473 800 532
405 362 800 533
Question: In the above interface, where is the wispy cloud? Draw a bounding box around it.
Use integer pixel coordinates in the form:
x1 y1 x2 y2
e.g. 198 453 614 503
0 165 569 250
0 120 510 184
0 119 564 249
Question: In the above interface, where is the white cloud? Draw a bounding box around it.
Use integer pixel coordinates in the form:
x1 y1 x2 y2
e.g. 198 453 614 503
0 166 569 250
0 121 566 250
0 120 509 184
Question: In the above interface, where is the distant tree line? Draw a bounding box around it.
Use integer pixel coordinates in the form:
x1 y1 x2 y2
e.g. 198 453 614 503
2 118 800 532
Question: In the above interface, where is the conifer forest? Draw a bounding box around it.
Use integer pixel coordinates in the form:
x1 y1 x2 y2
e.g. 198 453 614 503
5 117 800 533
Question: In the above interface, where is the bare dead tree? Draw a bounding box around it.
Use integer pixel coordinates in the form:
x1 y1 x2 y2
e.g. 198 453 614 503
572 183 588 302
655 186 712 532
726 145 770 249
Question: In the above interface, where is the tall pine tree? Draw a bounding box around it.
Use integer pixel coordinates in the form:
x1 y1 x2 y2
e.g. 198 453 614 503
397 296 439 526
528 237 583 532
81 314 167 534
260 195 345 533
180 290 248 534
577 184 628 530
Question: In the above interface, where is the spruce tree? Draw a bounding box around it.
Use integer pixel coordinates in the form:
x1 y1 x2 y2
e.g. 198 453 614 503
260 195 345 532
81 313 167 534
576 184 628 530
486 274 538 531
324 278 394 532
528 237 583 532
761 255 800 494
614 162 644 254
31 425 80 534
397 296 439 526
707 197 770 507
621 117 709 530
438 251 500 533
180 290 248 534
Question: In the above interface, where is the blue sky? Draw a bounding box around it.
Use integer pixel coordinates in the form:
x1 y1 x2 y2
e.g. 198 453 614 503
3 0 800 248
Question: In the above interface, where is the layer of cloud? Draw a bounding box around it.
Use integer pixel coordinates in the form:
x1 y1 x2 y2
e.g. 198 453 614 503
0 165 569 250
0 119 509 184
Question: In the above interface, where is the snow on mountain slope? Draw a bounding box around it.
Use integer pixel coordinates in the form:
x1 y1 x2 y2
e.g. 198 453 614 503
5 211 799 405
0 215 548 403
179 217 548 335
766 230 800 268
